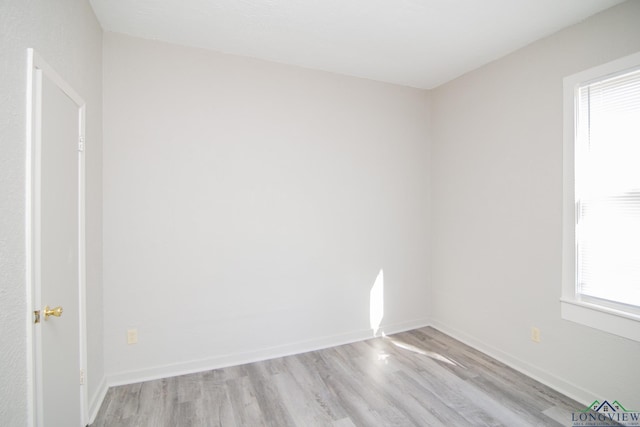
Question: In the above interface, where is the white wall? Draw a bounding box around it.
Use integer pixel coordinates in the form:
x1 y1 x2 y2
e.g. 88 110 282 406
0 0 104 424
431 0 640 406
103 33 431 382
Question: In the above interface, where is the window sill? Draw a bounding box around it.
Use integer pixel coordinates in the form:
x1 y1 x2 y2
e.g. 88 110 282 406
560 298 640 342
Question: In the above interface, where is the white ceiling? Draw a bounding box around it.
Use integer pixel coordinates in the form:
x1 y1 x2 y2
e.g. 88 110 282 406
89 0 624 89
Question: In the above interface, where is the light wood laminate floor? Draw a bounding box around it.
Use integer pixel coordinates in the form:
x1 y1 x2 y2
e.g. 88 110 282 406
92 327 584 426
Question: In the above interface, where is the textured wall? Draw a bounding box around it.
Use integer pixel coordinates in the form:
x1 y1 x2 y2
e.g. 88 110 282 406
431 0 640 407
0 0 103 424
102 33 431 383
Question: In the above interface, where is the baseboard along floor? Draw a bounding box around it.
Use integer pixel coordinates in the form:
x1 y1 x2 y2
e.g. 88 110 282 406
91 326 590 426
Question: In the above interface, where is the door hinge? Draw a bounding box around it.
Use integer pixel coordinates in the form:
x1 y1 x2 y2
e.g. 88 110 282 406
78 136 85 152
80 369 85 385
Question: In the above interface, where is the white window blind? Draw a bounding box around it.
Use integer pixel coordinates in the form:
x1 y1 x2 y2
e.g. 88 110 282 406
575 67 640 308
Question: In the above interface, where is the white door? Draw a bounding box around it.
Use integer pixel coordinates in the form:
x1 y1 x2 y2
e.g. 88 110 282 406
28 50 87 427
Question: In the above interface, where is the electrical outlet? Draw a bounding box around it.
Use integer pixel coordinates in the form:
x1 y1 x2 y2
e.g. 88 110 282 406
531 327 541 343
127 328 138 345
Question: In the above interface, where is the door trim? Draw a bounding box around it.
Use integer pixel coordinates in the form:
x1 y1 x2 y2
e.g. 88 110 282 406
26 48 88 427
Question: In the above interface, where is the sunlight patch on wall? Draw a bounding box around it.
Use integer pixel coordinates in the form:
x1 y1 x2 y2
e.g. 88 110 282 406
370 269 384 336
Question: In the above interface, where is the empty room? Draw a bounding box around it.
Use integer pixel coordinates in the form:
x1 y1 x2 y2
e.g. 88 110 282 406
2 0 640 425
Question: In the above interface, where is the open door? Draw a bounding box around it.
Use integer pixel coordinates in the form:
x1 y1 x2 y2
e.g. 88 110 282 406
26 49 88 427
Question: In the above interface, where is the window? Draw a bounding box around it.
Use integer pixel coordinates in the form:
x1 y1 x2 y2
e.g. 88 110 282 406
562 52 640 342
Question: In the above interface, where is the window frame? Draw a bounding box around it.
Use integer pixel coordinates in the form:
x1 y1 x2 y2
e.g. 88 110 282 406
561 52 640 342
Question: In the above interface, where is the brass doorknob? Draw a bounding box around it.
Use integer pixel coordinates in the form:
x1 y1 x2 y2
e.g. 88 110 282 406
44 305 63 320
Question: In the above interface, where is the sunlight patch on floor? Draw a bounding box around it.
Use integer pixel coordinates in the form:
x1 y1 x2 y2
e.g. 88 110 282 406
388 338 465 368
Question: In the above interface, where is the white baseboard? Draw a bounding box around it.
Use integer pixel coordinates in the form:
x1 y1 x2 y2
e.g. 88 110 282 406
381 317 433 337
96 318 594 419
106 317 432 388
429 319 594 407
88 376 108 425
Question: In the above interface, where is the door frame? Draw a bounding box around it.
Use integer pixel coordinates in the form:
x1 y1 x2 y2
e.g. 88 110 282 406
25 48 88 427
